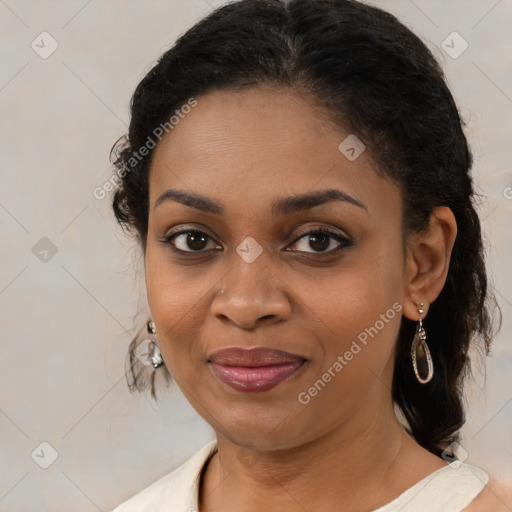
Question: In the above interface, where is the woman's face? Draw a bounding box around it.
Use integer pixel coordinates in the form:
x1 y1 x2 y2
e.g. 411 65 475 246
145 87 408 450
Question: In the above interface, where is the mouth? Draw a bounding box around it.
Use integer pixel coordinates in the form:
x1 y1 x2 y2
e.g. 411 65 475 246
208 347 307 393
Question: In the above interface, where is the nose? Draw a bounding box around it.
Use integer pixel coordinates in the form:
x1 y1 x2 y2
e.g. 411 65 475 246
210 254 292 330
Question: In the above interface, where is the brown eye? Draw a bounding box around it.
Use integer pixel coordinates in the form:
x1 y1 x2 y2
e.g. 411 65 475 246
287 228 353 254
163 230 220 253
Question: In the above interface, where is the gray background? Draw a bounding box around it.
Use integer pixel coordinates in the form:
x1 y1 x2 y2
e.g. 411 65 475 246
0 0 511 510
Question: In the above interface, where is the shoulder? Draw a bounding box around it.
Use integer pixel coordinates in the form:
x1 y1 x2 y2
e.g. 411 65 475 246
109 439 217 512
462 478 512 512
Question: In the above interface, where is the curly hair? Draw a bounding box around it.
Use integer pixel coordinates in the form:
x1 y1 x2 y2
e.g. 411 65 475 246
110 0 502 457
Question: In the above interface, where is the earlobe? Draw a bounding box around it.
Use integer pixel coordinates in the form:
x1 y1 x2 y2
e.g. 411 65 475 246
402 206 457 321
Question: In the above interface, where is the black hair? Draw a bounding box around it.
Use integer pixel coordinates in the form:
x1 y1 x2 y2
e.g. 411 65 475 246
110 0 501 458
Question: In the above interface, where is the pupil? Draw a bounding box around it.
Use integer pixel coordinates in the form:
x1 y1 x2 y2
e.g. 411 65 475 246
188 232 207 250
310 233 329 252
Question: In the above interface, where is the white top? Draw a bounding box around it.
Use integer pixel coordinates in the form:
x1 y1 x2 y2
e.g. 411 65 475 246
110 440 489 512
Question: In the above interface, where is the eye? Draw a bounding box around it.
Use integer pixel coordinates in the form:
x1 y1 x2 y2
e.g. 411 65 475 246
160 226 353 256
161 229 221 253
287 228 352 254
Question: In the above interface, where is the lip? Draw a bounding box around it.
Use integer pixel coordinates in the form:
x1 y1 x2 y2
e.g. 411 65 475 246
208 347 307 393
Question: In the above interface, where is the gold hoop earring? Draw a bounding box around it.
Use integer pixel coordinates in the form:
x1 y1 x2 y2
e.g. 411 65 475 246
411 302 434 384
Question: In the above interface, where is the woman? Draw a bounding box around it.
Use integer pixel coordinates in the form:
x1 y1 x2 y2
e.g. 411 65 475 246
108 0 506 510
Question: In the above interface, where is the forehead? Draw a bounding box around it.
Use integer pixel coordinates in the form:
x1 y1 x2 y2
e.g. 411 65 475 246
148 87 401 220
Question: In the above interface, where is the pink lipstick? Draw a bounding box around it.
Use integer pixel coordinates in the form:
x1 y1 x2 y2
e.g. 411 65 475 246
208 347 306 392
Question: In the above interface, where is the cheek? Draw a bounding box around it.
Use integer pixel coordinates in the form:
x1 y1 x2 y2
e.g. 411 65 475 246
306 280 401 381
294 270 403 438
144 246 215 377
302 237 404 370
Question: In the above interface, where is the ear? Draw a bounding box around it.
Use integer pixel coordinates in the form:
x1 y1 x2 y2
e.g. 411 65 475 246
402 206 458 321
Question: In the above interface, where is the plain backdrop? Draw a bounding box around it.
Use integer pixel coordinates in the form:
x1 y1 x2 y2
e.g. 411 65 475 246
0 1 511 510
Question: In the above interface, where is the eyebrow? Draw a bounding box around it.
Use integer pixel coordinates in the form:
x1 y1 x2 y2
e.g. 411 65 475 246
154 188 368 216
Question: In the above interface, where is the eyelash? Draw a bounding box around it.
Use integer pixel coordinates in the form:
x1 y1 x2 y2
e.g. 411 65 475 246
160 226 353 256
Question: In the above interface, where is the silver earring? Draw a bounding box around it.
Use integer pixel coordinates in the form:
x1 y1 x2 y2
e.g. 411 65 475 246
147 319 164 369
411 302 434 384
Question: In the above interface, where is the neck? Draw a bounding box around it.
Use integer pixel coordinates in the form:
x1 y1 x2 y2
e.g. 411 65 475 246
200 400 431 512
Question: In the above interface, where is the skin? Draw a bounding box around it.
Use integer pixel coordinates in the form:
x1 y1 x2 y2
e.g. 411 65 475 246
142 86 481 511
465 483 512 512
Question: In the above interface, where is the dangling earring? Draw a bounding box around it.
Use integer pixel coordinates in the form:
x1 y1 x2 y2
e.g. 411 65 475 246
147 319 164 369
411 302 434 384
